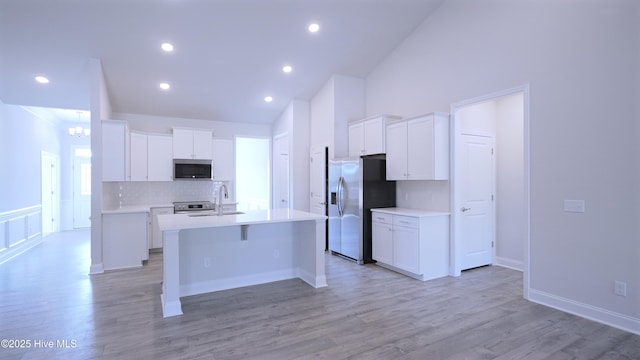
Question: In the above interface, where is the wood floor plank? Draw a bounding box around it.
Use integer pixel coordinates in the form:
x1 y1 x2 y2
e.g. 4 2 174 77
1 230 639 359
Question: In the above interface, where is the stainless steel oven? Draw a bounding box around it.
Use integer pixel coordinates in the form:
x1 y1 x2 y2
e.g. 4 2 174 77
173 201 215 215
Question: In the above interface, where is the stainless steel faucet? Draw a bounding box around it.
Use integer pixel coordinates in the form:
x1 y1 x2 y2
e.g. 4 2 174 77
217 184 228 216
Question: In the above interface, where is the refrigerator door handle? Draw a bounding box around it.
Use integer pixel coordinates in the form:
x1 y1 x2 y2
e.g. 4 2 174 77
337 176 344 217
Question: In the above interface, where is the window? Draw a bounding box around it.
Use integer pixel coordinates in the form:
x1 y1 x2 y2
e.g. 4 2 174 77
235 137 270 211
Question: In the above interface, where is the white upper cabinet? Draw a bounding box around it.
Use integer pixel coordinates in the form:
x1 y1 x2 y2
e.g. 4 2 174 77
385 112 449 180
348 122 364 157
147 135 173 181
348 115 400 157
172 128 213 160
212 138 234 180
130 133 173 181
385 121 408 180
130 131 148 181
102 120 129 182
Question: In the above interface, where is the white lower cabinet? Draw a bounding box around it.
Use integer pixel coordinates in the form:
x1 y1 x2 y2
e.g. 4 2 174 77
393 217 420 274
150 206 173 249
371 215 393 264
102 212 149 270
372 209 449 281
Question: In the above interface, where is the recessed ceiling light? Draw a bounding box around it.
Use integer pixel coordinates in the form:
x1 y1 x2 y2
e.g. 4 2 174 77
159 82 170 90
161 43 174 52
264 96 273 103
35 76 49 84
308 23 320 33
282 65 293 73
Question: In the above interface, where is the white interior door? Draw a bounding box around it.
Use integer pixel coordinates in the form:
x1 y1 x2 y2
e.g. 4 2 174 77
309 146 327 216
458 133 495 270
73 149 92 229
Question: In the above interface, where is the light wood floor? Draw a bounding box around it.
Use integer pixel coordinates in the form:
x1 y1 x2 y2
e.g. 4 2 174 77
1 230 639 360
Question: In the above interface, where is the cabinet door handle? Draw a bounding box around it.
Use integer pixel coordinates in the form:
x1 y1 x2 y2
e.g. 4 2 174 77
461 207 471 212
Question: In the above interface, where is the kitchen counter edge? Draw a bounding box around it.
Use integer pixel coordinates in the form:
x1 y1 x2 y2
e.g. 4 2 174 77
157 209 327 231
371 208 450 217
102 204 174 214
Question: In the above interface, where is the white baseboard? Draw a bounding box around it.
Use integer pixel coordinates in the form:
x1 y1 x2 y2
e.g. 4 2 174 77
494 256 524 272
529 289 640 336
89 263 104 274
297 267 327 288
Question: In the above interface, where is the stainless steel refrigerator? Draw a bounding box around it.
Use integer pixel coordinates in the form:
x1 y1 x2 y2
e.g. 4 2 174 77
328 154 396 264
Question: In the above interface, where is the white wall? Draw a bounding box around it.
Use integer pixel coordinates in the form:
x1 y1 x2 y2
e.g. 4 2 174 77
0 100 61 212
272 99 311 211
310 75 365 159
310 77 336 157
366 0 640 332
333 75 365 158
0 100 64 262
90 58 111 274
290 100 310 211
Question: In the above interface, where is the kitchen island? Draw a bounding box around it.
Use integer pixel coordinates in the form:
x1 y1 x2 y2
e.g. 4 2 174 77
157 209 327 317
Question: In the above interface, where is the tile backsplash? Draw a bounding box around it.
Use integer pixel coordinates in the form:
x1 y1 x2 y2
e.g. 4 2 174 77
103 181 233 208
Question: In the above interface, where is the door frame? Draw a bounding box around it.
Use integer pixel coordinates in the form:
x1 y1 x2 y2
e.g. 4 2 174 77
309 145 329 250
272 133 290 209
41 151 60 235
449 84 531 299
71 145 92 229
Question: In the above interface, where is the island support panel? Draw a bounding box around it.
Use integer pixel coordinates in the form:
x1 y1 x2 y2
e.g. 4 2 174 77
161 219 326 317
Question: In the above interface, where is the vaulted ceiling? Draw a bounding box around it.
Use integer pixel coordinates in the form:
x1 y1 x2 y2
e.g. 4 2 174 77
0 0 444 124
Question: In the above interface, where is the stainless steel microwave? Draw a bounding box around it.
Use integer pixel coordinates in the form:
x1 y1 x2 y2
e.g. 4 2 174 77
173 159 212 180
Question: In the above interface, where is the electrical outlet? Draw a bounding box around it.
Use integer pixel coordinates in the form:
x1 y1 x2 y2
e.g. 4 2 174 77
614 281 627 297
204 257 211 268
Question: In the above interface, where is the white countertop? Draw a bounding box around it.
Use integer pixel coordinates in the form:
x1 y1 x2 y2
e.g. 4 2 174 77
157 208 327 231
371 207 450 217
102 204 175 214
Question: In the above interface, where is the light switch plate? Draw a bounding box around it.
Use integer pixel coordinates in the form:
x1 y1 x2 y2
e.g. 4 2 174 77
564 200 585 213
614 281 627 297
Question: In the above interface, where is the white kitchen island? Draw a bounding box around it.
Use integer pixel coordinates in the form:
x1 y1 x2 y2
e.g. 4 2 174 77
157 209 327 317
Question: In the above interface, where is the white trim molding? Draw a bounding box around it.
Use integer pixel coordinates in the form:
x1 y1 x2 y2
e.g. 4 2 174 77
529 289 640 336
0 205 43 264
494 257 524 272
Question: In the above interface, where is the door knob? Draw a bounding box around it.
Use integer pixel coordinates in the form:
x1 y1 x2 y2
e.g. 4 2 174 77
460 207 471 212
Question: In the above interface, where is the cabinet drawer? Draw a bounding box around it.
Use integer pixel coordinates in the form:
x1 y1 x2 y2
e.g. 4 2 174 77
393 215 418 228
372 212 393 224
